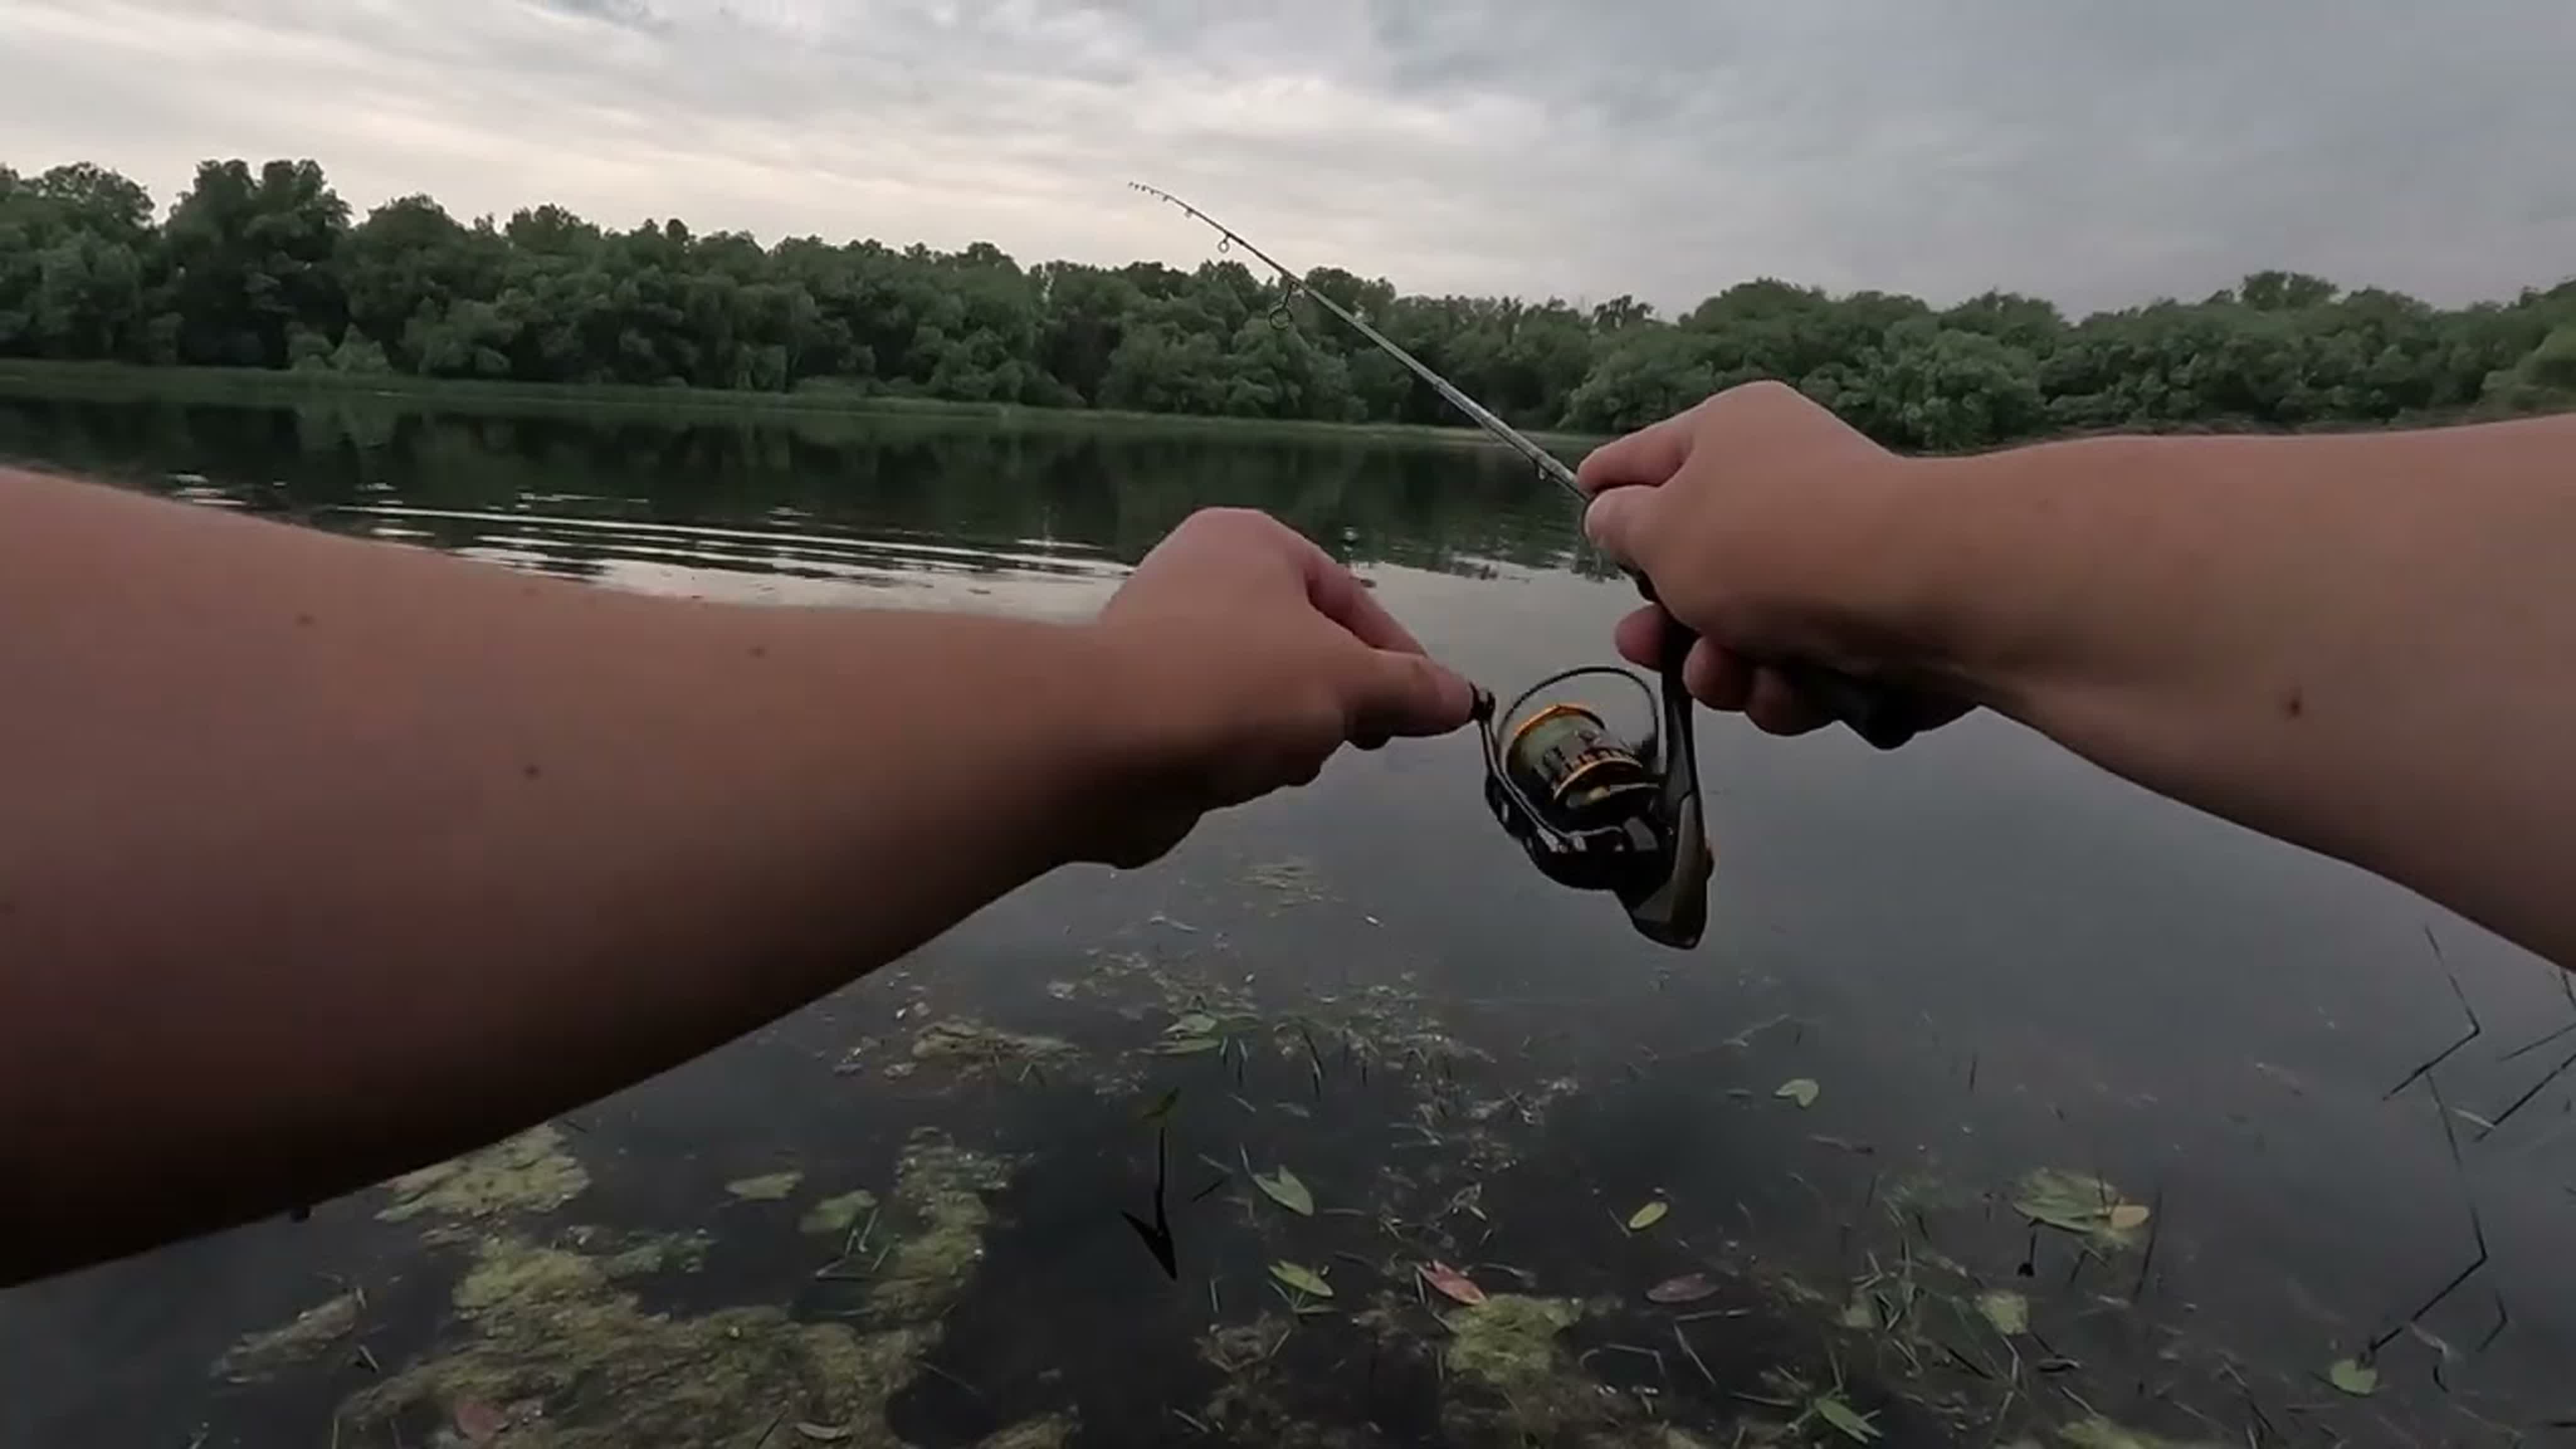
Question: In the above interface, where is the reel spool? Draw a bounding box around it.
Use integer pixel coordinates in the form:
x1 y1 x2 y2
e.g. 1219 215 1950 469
1472 665 1713 948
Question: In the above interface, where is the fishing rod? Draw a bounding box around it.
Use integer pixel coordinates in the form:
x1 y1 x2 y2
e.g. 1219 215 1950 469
1127 183 1585 504
1134 183 1951 950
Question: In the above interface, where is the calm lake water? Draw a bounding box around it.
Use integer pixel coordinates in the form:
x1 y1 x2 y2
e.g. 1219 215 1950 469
5 388 2573 1448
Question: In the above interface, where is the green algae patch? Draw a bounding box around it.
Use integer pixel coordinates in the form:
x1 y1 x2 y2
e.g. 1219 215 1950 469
346 1233 918 1449
865 1133 1013 1321
378 1124 588 1233
725 1170 805 1202
799 1189 879 1236
341 1128 1019 1449
213 1289 361 1381
908 1017 1078 1077
595 1230 711 1277
1439 1294 1606 1441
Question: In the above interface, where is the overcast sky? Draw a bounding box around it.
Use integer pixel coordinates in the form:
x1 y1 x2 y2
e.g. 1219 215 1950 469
6 0 2572 316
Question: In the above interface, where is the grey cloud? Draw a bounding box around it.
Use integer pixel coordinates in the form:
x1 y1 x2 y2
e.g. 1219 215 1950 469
3 0 2571 314
533 0 665 31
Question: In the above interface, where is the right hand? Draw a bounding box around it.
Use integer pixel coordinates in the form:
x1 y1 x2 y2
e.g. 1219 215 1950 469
1576 381 1977 738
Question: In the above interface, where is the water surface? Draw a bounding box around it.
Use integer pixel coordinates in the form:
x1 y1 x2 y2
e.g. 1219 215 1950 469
4 389 2570 1448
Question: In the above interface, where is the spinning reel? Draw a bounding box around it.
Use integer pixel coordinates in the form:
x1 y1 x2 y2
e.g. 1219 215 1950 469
1472 660 1713 950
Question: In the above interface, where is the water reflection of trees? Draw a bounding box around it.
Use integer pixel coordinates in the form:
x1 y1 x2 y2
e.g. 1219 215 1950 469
0 393 1609 580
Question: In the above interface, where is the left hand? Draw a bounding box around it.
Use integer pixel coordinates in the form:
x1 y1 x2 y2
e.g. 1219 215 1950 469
1083 508 1477 867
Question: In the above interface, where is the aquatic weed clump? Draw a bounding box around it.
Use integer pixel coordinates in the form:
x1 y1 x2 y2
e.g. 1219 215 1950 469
335 1126 1048 1449
377 1123 590 1236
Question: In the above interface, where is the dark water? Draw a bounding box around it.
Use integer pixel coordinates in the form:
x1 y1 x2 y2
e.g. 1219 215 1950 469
6 389 2573 1448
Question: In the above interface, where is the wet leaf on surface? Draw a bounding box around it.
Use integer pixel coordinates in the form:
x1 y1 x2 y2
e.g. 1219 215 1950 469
794 1423 856 1443
1838 1293 1877 1331
1269 1261 1333 1299
1421 1262 1486 1306
1645 1273 1718 1305
1169 1013 1218 1037
1775 1077 1821 1109
724 1171 803 1202
1814 1396 1881 1443
2328 1356 2379 1396
2012 1169 2150 1247
1153 1036 1222 1057
1250 1163 1315 1216
1976 1290 2029 1335
1625 1199 1669 1232
1138 1087 1181 1123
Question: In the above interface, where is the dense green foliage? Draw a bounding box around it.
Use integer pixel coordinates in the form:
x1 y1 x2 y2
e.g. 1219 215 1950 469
5 157 2572 450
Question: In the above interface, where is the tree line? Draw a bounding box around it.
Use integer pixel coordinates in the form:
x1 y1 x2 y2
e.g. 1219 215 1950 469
4 157 2572 451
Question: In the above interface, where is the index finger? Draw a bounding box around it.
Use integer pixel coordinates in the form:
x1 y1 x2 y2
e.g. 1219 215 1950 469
1297 541 1430 657
1574 401 1706 496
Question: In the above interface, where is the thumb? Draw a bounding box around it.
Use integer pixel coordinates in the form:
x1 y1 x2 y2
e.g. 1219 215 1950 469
1345 648 1478 742
1582 484 1664 571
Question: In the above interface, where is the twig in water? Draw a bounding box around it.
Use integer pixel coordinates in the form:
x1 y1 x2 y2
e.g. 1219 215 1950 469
2474 1289 2510 1353
2369 1072 2491 1353
2130 1184 2166 1304
2473 1042 2576 1138
1674 1324 1718 1389
917 1360 985 1401
2384 941 2482 1097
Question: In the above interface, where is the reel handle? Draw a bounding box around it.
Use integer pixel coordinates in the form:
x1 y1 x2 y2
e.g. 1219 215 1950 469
1630 572 1955 752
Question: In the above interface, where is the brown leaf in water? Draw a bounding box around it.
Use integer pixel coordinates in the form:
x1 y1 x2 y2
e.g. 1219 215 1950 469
1421 1261 1487 1306
453 1398 508 1443
1647 1272 1719 1305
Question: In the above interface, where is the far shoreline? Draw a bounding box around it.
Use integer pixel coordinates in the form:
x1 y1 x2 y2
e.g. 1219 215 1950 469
0 360 1614 453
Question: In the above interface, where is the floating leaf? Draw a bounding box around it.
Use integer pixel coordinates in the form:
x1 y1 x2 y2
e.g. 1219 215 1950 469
1269 1261 1333 1299
724 1171 802 1202
1153 1036 1222 1057
1814 1396 1882 1443
1251 1164 1315 1216
1646 1273 1718 1305
2327 1357 2379 1396
793 1424 855 1443
1169 1013 1218 1036
1976 1290 2029 1335
1775 1077 1821 1109
1421 1261 1486 1306
1626 1199 1670 1232
2012 1169 2149 1246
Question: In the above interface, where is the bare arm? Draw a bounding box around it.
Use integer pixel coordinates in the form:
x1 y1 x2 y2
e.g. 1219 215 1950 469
1579 385 2576 967
0 473 1471 1285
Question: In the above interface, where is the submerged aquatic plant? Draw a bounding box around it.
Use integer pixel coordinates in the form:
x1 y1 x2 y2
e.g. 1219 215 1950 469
340 1128 1025 1449
213 1289 362 1382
